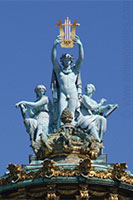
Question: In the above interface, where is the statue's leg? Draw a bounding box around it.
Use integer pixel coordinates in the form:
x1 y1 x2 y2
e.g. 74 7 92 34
99 116 107 140
89 123 100 142
57 93 67 128
36 123 44 141
36 116 49 141
35 117 52 149
68 97 78 124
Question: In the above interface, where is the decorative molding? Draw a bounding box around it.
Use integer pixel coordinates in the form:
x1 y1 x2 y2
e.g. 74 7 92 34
88 189 107 197
57 189 78 195
0 160 133 187
0 183 132 199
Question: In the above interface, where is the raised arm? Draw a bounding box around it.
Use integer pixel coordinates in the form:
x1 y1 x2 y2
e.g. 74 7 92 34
51 36 62 73
74 36 84 73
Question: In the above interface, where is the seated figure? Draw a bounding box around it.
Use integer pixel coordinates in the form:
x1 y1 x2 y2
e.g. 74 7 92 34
16 85 52 150
76 84 117 142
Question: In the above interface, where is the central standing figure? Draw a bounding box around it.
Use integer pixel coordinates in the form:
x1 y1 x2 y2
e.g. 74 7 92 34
51 35 84 127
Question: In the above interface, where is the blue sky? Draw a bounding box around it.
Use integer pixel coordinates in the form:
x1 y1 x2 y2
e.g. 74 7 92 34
0 1 133 176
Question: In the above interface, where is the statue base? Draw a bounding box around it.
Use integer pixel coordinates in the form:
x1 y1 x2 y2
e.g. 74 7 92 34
32 123 104 161
0 123 132 199
29 153 107 165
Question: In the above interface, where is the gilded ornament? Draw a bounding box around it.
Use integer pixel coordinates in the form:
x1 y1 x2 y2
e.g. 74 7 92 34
46 192 60 200
46 185 60 200
112 163 128 180
38 159 56 178
105 193 118 200
76 185 90 200
89 138 103 159
76 190 90 200
1 160 133 189
76 159 93 176
56 17 80 48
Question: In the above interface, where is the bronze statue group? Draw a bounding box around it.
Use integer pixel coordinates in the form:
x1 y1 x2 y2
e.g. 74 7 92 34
16 35 117 150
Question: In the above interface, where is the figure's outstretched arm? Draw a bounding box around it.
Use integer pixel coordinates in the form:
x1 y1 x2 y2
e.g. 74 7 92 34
16 102 35 119
51 36 62 73
16 96 48 109
74 35 84 73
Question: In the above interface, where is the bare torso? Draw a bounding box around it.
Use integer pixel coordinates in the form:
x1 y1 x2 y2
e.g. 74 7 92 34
56 69 78 98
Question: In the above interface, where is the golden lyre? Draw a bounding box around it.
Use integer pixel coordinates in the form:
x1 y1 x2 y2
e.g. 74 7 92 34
56 17 80 48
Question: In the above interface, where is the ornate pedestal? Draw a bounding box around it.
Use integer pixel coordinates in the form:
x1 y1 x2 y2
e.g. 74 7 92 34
0 125 133 199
